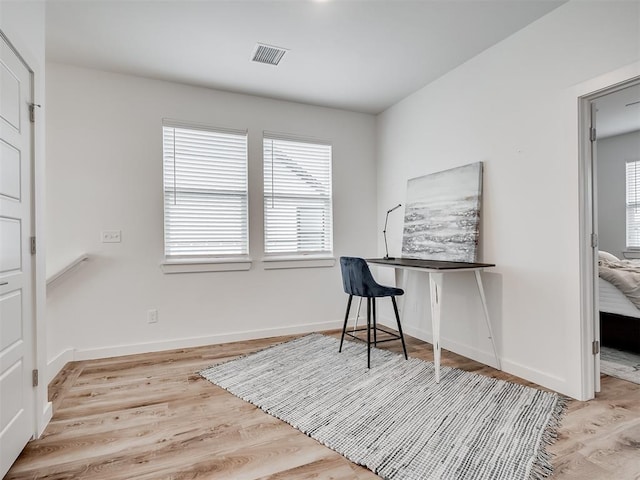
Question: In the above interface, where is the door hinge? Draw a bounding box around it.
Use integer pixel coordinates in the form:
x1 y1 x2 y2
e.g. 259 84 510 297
590 126 597 142
591 233 598 248
592 340 600 355
32 369 39 387
28 103 41 123
30 236 36 255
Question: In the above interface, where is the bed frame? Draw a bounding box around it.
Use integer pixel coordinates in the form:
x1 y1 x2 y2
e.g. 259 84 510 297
599 277 640 353
600 312 640 354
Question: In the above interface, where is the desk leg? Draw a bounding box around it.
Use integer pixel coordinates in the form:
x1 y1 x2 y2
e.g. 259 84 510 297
429 272 443 383
474 270 501 370
353 297 363 332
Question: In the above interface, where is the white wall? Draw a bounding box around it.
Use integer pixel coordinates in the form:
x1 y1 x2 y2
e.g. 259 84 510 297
376 1 640 399
45 63 377 374
0 0 50 435
597 131 640 258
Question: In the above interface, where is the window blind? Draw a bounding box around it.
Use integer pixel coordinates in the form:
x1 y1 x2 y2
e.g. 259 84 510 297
263 134 333 255
626 160 640 248
163 124 248 257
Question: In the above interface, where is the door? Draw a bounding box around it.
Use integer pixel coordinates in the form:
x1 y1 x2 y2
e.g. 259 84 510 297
0 31 35 478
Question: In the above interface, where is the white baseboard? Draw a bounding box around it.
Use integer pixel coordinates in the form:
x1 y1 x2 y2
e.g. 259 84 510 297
391 322 566 394
46 348 75 384
52 320 343 366
400 324 500 369
38 401 52 438
46 318 568 398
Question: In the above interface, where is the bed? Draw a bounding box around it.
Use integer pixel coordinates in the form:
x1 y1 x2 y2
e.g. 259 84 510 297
598 251 640 354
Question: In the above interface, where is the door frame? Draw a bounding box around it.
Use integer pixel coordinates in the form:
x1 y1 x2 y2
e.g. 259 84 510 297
578 70 640 399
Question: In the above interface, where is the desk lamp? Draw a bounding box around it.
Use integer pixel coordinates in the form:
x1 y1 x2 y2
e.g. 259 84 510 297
383 203 402 260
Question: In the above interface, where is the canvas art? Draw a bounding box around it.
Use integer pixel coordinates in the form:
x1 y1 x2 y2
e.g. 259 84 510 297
402 162 483 262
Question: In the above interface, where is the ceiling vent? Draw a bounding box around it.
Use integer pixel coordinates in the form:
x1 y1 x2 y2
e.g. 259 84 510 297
251 43 288 66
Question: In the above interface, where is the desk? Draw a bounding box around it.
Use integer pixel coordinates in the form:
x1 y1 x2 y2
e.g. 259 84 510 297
367 258 499 383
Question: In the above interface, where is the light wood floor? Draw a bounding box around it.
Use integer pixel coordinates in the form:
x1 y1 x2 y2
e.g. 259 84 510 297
6 331 640 479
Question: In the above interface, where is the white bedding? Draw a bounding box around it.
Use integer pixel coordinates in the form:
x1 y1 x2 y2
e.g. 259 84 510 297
599 277 640 318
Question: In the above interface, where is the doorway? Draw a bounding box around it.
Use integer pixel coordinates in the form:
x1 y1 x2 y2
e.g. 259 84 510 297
580 77 640 397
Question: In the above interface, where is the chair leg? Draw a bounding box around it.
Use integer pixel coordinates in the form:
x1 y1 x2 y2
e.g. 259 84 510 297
371 297 378 347
367 297 371 369
391 296 408 360
339 295 353 353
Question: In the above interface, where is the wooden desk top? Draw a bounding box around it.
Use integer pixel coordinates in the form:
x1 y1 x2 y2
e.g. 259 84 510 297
367 257 495 270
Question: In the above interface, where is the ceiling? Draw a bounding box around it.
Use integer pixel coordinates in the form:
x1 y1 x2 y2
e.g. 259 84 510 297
45 0 567 115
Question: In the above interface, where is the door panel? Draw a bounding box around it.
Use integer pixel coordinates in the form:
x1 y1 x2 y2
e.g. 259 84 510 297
0 217 22 272
0 139 21 200
0 290 22 351
0 59 21 130
0 30 34 479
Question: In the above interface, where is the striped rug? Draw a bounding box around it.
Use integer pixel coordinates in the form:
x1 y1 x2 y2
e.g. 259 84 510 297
200 334 565 480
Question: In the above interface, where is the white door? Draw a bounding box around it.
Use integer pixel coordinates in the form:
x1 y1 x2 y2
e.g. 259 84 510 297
0 31 35 478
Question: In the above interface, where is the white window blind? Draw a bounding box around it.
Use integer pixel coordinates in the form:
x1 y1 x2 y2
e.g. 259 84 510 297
163 123 248 258
263 134 333 255
626 160 640 248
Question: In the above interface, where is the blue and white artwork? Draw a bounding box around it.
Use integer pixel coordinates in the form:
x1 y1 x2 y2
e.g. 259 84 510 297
402 162 483 262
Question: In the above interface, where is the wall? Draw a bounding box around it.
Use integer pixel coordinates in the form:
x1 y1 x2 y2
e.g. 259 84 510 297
45 63 377 376
597 130 640 258
376 1 639 400
0 0 49 435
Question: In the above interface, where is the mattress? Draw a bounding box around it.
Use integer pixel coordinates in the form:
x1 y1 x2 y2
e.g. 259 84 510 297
599 277 640 318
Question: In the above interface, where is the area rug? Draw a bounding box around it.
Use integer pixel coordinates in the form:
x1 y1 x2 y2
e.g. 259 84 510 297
601 346 640 384
200 334 565 480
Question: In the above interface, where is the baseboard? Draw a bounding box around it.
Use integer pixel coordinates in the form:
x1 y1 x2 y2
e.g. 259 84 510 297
72 320 343 362
394 323 566 393
38 401 52 438
47 348 75 384
399 323 500 369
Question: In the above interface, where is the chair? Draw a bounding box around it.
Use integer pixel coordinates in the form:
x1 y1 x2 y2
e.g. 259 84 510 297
339 256 408 368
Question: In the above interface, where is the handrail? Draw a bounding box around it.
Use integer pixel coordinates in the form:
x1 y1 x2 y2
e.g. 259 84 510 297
46 254 89 287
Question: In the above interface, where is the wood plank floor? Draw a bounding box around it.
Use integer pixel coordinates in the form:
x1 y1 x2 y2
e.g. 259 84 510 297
6 331 640 479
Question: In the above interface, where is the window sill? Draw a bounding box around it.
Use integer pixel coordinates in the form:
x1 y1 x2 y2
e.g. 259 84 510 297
622 250 640 259
161 257 252 274
262 255 336 270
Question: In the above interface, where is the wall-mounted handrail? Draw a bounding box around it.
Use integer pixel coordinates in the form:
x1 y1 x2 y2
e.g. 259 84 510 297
46 254 89 287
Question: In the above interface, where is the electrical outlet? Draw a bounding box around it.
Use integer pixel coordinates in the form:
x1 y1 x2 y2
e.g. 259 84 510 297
147 309 158 324
101 230 121 243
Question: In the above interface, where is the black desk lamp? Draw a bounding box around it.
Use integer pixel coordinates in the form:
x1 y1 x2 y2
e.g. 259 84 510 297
383 203 402 260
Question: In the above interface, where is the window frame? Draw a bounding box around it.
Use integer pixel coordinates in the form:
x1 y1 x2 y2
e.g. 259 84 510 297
161 120 251 273
625 159 640 250
262 132 335 269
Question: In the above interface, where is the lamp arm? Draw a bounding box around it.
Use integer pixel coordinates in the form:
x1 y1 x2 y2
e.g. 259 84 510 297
383 211 391 259
382 203 401 260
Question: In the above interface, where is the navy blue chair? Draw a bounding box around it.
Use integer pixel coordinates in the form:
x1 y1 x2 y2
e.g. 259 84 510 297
339 257 408 368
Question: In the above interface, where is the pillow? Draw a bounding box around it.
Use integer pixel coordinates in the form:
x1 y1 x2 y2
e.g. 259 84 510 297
598 251 619 262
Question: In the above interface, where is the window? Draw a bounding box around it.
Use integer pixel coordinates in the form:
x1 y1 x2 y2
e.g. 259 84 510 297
626 160 640 248
163 122 248 259
263 134 333 256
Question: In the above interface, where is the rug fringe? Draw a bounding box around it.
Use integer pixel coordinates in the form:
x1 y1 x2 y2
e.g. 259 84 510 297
528 395 569 480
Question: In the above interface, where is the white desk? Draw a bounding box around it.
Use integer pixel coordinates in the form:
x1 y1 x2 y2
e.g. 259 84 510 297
368 258 500 383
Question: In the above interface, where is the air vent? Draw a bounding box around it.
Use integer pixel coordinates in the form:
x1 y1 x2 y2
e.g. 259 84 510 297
251 43 288 66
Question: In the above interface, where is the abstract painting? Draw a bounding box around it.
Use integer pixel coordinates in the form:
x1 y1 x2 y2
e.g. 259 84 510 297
402 162 483 262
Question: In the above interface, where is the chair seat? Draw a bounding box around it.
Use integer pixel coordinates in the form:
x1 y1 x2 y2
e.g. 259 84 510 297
367 285 404 298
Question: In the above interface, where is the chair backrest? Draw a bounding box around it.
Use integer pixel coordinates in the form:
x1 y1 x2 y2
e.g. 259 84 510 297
339 257 381 297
